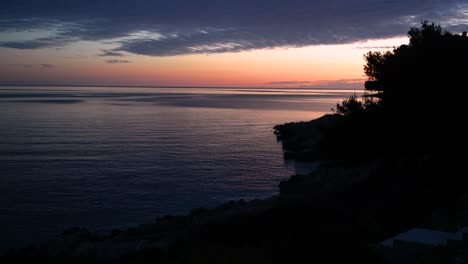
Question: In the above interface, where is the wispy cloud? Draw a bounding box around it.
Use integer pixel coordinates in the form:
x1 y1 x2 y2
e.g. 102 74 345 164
354 46 396 50
267 79 365 88
267 81 313 85
40 64 56 69
99 50 126 57
105 59 131 64
0 1 466 56
7 63 57 69
64 55 88 59
9 64 33 68
306 79 365 88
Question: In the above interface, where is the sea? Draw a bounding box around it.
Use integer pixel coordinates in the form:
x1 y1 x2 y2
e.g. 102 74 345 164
0 86 356 250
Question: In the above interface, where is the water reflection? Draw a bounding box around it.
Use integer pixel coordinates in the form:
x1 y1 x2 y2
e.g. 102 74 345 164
0 86 354 250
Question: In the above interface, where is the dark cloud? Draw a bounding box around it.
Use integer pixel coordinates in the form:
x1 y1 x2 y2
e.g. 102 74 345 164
64 55 88 59
266 79 364 88
40 64 56 69
307 79 365 89
0 0 467 56
267 81 313 85
105 59 130 64
99 50 125 57
0 35 78 49
354 46 397 49
9 63 33 68
1 41 48 49
7 63 57 69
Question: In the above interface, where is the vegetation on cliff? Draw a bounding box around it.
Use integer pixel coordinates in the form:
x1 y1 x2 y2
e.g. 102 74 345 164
277 21 468 162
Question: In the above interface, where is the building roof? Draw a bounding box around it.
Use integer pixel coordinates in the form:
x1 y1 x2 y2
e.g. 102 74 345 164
381 228 462 247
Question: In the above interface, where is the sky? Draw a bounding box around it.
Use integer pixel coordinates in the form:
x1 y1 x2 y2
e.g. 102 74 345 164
0 0 467 88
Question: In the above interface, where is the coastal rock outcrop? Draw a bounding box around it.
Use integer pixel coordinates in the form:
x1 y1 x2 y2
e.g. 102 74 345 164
273 114 339 160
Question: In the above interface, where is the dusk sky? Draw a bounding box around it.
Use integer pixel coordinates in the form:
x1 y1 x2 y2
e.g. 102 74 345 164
1 0 467 87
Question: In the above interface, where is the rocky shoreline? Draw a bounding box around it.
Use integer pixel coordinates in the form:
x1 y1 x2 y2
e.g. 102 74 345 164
273 114 339 160
1 114 361 262
4 114 468 263
5 197 278 259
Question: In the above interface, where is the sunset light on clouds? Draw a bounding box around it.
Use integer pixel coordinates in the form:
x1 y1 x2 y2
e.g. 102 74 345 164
1 0 467 87
0 37 408 87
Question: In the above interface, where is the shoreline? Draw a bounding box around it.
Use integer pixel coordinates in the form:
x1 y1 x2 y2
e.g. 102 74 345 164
4 113 468 263
1 115 333 258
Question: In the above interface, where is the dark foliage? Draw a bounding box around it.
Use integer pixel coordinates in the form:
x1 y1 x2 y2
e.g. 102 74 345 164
364 21 468 146
333 93 380 117
318 22 468 161
271 21 468 264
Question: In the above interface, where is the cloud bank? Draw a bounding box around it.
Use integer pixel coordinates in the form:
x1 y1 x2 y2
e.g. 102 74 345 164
0 0 467 56
99 50 126 57
40 64 55 69
105 59 130 64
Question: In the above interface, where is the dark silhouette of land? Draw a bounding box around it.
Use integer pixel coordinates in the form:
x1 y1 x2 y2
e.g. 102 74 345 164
3 22 468 263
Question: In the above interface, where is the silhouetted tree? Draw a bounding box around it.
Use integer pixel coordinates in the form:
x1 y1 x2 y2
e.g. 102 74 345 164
362 21 468 147
333 93 380 117
328 21 468 159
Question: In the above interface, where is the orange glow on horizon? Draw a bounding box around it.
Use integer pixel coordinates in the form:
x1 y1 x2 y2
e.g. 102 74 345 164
0 37 408 87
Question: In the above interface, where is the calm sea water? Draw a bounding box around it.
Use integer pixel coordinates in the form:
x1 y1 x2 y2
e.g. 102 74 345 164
0 86 356 249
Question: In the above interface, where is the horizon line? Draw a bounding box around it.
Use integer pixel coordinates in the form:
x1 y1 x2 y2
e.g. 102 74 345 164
0 84 363 90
